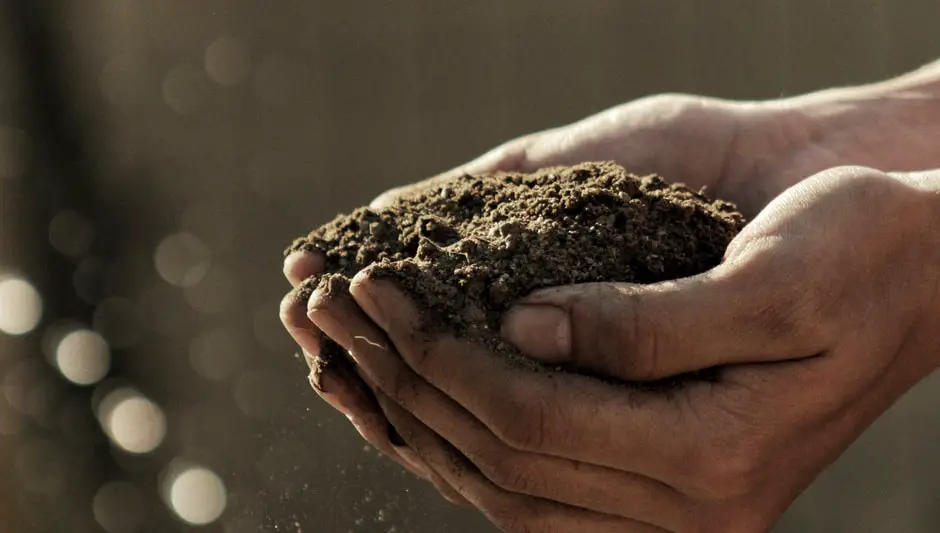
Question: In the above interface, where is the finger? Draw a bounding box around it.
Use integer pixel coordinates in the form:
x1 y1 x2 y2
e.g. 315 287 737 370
349 273 703 488
308 282 692 528
280 281 324 358
501 259 830 381
283 250 326 287
306 278 470 506
314 351 470 505
282 282 440 487
375 391 669 533
283 250 326 288
305 353 423 471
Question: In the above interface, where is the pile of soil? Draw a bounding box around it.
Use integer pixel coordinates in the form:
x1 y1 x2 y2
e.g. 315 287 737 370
287 161 744 378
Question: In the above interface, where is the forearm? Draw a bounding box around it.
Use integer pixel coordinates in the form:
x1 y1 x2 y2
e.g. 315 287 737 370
780 59 940 172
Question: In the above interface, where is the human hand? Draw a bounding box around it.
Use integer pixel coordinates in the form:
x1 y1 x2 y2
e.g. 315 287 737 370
280 82 940 512
281 90 841 416
309 166 940 532
368 93 820 218
281 92 786 491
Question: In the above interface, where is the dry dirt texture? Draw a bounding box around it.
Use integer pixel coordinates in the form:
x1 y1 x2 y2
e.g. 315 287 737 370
288 161 745 379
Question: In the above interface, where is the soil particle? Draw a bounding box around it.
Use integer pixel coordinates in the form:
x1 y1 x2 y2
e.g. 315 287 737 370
288 161 745 380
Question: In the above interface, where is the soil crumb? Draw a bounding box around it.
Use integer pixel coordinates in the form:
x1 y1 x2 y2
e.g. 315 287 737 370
288 162 744 379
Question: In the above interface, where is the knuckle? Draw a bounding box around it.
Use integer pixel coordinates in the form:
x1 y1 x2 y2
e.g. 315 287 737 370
735 252 834 346
820 165 887 186
477 453 544 496
492 393 549 452
496 135 539 171
380 368 420 410
403 332 439 375
688 439 763 499
762 280 833 345
700 501 774 533
486 502 540 533
278 291 305 328
708 455 756 498
611 287 665 379
569 283 670 380
622 293 668 380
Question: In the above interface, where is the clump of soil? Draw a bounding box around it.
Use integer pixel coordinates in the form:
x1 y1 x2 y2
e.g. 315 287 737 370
288 161 744 377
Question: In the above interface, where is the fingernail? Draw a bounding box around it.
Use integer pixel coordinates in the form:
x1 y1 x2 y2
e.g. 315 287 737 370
310 374 357 418
283 250 326 285
387 424 406 447
502 304 571 362
308 306 352 349
351 273 388 330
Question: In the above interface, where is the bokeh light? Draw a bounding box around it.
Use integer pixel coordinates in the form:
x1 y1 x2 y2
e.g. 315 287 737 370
183 263 237 314
3 359 53 418
251 55 306 106
48 209 95 257
93 481 148 533
232 369 284 419
41 319 82 363
252 301 291 351
205 37 251 86
55 328 111 385
181 202 236 250
161 64 210 115
93 297 144 349
14 437 68 496
188 327 247 381
166 465 227 525
73 256 106 304
0 379 26 436
99 53 146 107
154 232 211 287
0 276 43 335
98 388 166 454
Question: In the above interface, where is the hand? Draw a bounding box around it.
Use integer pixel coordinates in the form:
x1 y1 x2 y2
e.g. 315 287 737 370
279 86 940 510
284 91 805 495
310 166 940 532
281 91 851 420
368 93 834 218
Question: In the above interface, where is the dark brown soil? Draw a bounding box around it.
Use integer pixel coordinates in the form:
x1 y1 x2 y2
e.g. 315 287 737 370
288 161 744 379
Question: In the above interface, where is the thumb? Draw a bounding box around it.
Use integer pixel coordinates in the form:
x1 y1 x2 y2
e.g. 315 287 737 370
500 264 828 381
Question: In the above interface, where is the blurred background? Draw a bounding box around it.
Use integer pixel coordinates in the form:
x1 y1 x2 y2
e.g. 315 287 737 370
0 1 938 532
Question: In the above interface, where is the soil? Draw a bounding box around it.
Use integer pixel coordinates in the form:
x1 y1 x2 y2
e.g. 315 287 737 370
287 161 745 380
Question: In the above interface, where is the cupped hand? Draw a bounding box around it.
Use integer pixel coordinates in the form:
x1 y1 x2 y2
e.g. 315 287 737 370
281 91 792 494
311 166 940 532
278 89 930 513
282 91 835 420
368 93 829 218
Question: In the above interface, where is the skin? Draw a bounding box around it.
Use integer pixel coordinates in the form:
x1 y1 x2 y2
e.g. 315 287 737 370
280 61 940 531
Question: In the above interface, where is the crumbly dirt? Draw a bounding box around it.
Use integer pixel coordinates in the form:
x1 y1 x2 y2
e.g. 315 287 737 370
287 161 744 380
